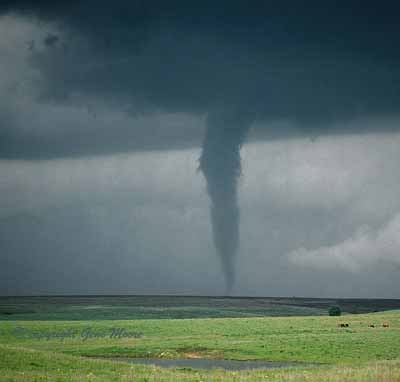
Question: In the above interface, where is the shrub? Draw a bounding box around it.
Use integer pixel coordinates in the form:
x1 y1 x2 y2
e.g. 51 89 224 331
328 306 342 316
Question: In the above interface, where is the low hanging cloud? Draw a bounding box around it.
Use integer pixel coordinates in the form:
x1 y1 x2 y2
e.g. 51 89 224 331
288 214 400 272
1 133 400 296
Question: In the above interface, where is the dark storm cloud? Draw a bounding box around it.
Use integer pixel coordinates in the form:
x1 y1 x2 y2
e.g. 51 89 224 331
1 2 400 295
1 0 400 158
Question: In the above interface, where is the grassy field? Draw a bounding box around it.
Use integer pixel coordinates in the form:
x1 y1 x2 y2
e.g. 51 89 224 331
0 308 399 381
1 345 400 382
2 295 400 320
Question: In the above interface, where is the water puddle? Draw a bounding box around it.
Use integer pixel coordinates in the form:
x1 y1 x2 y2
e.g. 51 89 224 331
103 357 318 370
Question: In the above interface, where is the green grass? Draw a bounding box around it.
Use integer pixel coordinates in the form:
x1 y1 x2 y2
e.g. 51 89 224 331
1 310 399 381
0 296 328 321
1 345 400 382
0 304 326 321
1 312 399 364
2 296 399 321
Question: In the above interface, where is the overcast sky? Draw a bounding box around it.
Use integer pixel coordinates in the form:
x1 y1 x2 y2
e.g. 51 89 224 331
1 2 400 297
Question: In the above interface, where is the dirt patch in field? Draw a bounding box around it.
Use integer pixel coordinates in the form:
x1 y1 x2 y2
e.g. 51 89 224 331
177 346 224 360
183 352 203 359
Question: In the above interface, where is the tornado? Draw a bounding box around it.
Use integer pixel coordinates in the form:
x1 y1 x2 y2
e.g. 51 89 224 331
199 110 251 295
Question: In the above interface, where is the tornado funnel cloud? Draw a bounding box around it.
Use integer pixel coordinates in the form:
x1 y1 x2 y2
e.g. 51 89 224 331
200 111 251 295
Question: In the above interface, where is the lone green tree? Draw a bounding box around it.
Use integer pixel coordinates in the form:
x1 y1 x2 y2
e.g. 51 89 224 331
328 306 342 316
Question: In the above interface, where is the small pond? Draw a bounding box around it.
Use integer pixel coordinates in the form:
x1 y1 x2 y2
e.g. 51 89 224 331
103 357 318 371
